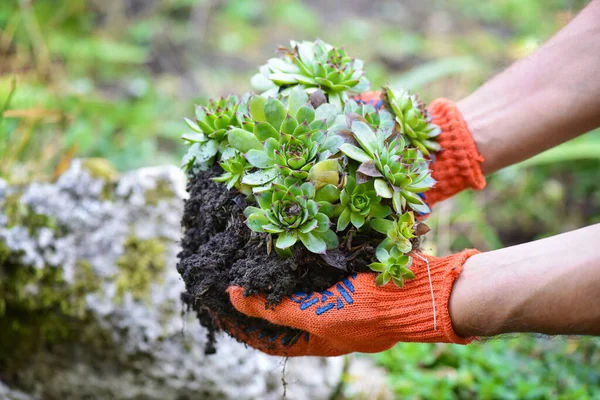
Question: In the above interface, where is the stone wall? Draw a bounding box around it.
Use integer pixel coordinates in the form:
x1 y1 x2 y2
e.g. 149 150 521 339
0 160 345 400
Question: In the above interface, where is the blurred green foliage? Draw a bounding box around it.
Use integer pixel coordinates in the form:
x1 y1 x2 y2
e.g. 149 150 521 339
1 0 599 398
375 337 600 399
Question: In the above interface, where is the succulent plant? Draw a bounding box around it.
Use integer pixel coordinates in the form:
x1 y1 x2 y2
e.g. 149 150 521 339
180 136 219 173
252 40 369 109
192 95 241 142
244 179 338 255
336 176 391 231
181 95 245 172
227 88 343 187
383 87 442 156
368 212 417 287
343 99 395 133
368 247 415 288
179 40 446 287
370 211 416 255
212 151 252 193
339 120 435 214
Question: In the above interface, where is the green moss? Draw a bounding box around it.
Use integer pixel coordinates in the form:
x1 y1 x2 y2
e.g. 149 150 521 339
0 237 9 266
144 179 175 206
3 192 57 234
80 158 119 201
115 235 166 302
0 245 101 370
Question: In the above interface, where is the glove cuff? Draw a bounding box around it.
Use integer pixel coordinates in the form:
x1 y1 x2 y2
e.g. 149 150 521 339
425 99 486 207
380 249 480 345
437 249 479 344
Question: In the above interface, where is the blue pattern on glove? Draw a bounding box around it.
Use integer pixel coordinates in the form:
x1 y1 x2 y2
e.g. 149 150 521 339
232 274 359 348
290 274 357 316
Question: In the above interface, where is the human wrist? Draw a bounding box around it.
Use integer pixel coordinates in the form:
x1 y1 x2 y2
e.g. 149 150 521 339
456 92 531 176
448 252 512 338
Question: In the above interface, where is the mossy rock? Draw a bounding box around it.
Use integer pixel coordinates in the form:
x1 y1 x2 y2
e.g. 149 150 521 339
115 235 167 302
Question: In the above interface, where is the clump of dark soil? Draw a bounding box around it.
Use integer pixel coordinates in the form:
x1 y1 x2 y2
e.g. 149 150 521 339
177 166 378 354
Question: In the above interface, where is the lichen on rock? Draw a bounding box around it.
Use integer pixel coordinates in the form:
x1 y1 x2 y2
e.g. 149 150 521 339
0 159 349 400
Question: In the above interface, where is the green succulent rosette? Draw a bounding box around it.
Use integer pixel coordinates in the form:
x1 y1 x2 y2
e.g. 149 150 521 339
227 87 342 188
252 39 369 108
181 94 244 172
339 119 435 214
335 176 392 231
244 180 338 255
383 87 442 156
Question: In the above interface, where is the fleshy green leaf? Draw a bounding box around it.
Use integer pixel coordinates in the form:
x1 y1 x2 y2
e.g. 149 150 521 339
181 133 206 143
337 208 351 231
276 232 298 249
244 206 262 218
263 224 285 233
368 262 386 273
265 98 286 130
250 95 267 122
247 213 269 232
281 115 299 135
370 203 392 219
315 184 340 203
245 149 274 168
317 229 339 250
241 168 278 185
370 218 394 234
254 121 280 141
288 86 309 116
299 219 319 233
256 192 272 210
350 121 378 155
296 104 316 124
402 268 416 280
339 188 350 206
391 277 405 288
317 201 335 217
339 143 372 163
229 128 263 152
188 140 218 164
375 272 391 287
184 117 202 132
375 244 391 262
315 103 339 124
392 191 403 214
299 232 327 254
374 179 393 198
300 182 316 199
314 212 330 232
328 92 342 109
402 191 430 214
350 212 365 228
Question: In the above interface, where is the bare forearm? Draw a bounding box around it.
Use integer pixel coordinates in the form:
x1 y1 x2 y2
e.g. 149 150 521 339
450 224 600 337
457 0 600 175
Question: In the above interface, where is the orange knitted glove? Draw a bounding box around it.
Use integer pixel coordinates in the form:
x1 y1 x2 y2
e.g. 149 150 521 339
226 250 479 357
354 92 486 208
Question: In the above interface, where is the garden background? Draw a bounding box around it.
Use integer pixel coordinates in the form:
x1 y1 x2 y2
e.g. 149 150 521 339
1 0 599 398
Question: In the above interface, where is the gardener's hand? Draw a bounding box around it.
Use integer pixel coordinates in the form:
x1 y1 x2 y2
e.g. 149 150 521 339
225 250 478 357
355 92 485 209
